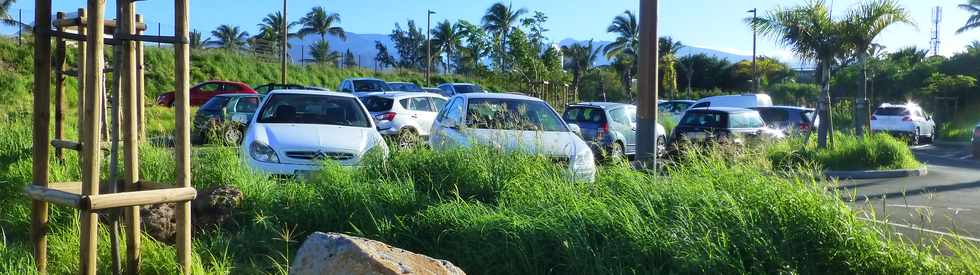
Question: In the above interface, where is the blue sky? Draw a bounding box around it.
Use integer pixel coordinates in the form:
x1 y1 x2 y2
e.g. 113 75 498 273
6 0 978 60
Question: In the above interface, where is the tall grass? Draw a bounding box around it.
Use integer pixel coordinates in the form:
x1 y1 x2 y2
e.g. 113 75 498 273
767 133 922 171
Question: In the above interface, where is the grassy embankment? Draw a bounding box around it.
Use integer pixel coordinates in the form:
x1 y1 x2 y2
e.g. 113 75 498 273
1 38 978 274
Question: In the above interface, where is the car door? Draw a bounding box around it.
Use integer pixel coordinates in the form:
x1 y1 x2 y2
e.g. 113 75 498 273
412 97 440 136
608 107 636 153
432 97 465 149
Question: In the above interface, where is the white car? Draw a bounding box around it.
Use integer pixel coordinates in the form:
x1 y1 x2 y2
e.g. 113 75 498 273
242 90 388 176
429 93 596 182
435 83 486 97
359 92 448 146
870 103 935 144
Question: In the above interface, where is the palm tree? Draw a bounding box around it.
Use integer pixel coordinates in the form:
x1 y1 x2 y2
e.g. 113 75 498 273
298 6 346 45
374 41 396 70
207 25 249 51
308 40 341 65
257 11 299 57
603 10 639 60
431 20 467 74
659 37 684 99
0 0 24 27
482 2 527 70
752 0 850 148
956 0 980 34
843 0 913 136
189 29 208 49
561 40 601 92
888 46 928 65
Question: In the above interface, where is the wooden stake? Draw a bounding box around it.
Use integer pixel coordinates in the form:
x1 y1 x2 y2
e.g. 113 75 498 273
120 2 142 274
31 0 52 272
136 14 146 142
54 12 67 162
81 0 107 274
77 9 88 144
175 0 194 273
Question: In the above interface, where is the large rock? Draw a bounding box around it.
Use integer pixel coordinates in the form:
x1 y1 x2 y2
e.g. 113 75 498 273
290 232 466 275
141 185 244 242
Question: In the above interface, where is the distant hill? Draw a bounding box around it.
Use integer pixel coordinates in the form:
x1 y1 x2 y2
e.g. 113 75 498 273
287 32 754 67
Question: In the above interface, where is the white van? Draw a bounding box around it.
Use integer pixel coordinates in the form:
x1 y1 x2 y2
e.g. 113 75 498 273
688 94 773 110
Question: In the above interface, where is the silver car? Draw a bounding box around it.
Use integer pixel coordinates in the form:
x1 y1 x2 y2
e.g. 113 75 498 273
360 92 448 146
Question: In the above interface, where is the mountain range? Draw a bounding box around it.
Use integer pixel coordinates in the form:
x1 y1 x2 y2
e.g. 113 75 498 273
287 32 754 67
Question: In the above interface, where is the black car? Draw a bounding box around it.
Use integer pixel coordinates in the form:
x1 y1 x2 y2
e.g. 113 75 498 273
193 94 260 145
751 106 817 135
671 107 785 146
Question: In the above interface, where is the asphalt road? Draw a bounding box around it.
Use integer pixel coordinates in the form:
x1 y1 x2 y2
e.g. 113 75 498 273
840 143 980 243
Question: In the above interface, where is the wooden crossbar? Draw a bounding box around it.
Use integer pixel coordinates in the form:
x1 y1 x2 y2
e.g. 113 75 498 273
24 185 81 209
23 183 196 211
51 139 82 151
54 17 147 31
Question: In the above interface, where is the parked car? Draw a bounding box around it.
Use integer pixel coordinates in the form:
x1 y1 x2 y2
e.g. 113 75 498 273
563 102 666 160
658 100 695 118
430 93 596 182
156 80 257 107
688 94 773 110
386 82 424 92
973 123 980 158
338 78 390 96
192 94 260 145
253 83 326 95
242 90 388 176
671 107 785 146
360 92 448 146
436 83 485 97
751 106 818 135
423 87 444 94
870 103 935 144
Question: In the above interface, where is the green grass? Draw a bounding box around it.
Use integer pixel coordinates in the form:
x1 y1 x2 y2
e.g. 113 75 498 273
938 122 974 142
767 133 922 171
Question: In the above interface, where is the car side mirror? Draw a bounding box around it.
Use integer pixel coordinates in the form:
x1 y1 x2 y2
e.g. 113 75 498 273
568 124 582 136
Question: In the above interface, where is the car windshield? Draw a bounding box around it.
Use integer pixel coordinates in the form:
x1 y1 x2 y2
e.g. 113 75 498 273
353 80 389 92
257 94 371 127
875 107 909 116
360 96 394 112
729 112 766 128
680 111 725 128
466 98 567 132
200 97 230 111
388 83 422 92
453 84 482 94
562 107 606 124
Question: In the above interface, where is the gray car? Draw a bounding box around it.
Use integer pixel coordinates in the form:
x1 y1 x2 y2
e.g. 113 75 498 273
562 102 666 160
751 106 818 135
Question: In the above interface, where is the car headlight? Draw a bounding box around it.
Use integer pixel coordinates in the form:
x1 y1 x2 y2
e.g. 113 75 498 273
249 141 279 163
572 149 594 168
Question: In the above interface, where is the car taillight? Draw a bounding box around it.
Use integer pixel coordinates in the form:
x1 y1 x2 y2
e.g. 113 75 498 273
375 112 396 121
974 128 980 138
596 123 608 141
902 116 912 122
799 123 810 131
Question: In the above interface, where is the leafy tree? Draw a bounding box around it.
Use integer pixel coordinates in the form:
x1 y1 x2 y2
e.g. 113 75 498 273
374 41 396 70
753 0 851 148
207 25 249 51
431 20 467 74
677 54 737 92
604 10 639 93
889 46 928 66
921 73 977 99
659 37 683 98
562 40 601 92
520 11 549 53
390 20 427 70
298 7 346 45
190 29 208 49
457 20 491 76
733 57 793 89
308 40 340 65
956 0 980 34
343 49 357 68
579 69 629 102
482 2 527 70
843 0 913 135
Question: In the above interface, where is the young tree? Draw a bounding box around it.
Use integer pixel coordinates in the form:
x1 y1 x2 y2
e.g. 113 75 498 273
521 11 550 53
457 20 491 75
308 41 341 65
659 37 684 99
390 20 427 70
374 41 396 70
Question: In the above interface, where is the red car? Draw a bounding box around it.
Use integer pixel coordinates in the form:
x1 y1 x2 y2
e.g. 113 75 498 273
156 80 257 107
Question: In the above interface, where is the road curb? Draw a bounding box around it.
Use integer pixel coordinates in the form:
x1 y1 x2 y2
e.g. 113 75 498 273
933 140 971 147
824 166 928 180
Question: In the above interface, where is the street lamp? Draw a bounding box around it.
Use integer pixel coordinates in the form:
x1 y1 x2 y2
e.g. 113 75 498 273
748 8 758 93
426 10 436 86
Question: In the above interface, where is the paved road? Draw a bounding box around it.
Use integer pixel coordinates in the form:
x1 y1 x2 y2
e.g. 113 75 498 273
840 143 980 243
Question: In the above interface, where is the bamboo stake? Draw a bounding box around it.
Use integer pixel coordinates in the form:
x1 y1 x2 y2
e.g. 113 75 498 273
86 188 197 210
80 0 107 274
175 0 194 273
31 1 52 272
121 2 142 274
54 12 67 162
77 9 88 144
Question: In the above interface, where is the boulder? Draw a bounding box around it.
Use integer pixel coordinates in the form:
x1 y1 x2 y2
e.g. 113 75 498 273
140 185 243 242
290 232 466 275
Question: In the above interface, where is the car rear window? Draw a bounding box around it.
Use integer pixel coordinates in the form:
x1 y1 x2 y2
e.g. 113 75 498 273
200 97 230 111
801 110 815 123
563 107 606 124
756 109 790 124
453 84 482 94
729 112 765 128
353 80 389 92
680 111 725 128
875 107 909 116
361 96 394 112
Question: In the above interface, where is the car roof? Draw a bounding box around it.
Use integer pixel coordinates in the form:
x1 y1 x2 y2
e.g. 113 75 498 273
878 103 920 109
457 92 541 101
266 89 355 98
387 81 415 85
440 82 477 86
346 77 385 81
214 93 260 98
662 100 696 103
754 105 814 111
361 92 445 99
203 80 247 85
687 107 756 113
568 102 633 109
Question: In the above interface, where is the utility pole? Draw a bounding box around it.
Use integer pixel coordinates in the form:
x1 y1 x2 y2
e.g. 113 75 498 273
748 8 758 93
157 22 161 48
18 9 22 46
281 0 288 85
637 0 659 169
426 10 436 86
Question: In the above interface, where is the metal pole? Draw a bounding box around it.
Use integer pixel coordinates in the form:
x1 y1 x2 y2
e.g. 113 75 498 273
749 8 758 93
157 22 161 48
426 10 434 86
281 0 288 85
637 0 659 169
18 9 22 46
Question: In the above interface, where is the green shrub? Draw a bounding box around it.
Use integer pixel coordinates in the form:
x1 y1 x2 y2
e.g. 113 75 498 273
767 133 921 171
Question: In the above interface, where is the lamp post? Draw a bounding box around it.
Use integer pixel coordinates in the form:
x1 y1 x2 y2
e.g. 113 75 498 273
748 8 758 93
426 10 436 86
281 0 288 85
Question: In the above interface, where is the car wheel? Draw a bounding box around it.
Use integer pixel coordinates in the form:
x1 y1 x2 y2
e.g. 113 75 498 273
911 128 921 145
224 127 243 145
398 129 420 149
608 142 625 162
656 136 667 157
928 128 936 143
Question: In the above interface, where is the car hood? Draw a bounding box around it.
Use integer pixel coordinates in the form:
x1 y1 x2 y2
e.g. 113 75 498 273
466 129 589 157
250 123 383 165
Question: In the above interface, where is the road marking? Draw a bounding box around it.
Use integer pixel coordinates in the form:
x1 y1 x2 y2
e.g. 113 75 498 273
884 204 973 214
858 217 980 243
